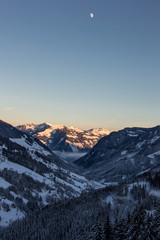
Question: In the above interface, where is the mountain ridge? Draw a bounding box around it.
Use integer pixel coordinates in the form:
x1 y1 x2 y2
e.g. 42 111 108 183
0 120 104 226
74 125 160 182
16 123 110 157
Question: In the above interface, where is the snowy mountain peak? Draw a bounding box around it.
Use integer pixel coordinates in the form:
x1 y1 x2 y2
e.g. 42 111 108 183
88 128 110 136
16 123 110 155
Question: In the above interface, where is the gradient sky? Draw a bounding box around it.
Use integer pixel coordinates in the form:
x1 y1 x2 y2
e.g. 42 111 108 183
0 0 160 131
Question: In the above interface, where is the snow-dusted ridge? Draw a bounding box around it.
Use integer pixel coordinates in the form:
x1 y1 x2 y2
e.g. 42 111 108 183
0 120 105 226
16 123 110 160
74 125 160 182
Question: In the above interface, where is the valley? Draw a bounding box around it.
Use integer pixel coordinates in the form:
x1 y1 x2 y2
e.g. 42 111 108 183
0 120 160 239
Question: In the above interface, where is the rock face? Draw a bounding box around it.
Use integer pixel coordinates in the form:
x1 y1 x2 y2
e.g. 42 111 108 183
0 120 104 226
74 126 160 182
17 123 109 154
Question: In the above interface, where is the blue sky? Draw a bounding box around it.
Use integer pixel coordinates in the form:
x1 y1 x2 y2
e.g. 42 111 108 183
0 0 160 130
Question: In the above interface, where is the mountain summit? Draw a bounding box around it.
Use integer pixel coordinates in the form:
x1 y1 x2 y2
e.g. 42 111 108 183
17 123 109 160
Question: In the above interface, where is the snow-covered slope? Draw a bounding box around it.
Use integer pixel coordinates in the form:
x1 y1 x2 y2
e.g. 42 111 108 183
17 123 110 159
74 126 160 182
0 120 104 226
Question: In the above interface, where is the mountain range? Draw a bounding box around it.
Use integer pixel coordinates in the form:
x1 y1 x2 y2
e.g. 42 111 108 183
74 126 160 182
16 123 109 160
1 119 160 232
0 120 104 227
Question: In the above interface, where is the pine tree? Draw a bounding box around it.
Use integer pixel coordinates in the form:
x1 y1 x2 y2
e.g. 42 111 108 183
93 218 104 240
127 206 146 240
77 228 87 240
104 215 112 240
142 214 158 240
153 211 160 239
113 217 127 240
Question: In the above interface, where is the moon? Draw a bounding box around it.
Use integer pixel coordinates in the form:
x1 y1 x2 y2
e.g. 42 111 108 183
90 12 94 18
